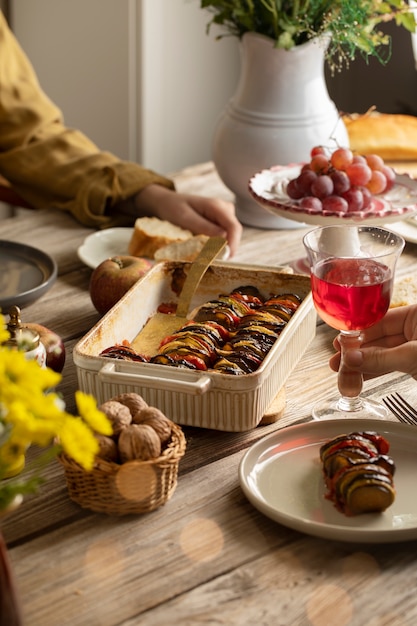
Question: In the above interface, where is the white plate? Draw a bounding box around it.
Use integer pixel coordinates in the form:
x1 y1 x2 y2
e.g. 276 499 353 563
78 227 231 269
249 164 417 226
386 219 417 245
77 228 134 268
239 418 417 543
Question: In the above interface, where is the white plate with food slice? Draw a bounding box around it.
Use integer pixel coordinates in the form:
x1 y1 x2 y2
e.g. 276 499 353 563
78 227 230 269
249 164 417 226
239 418 417 543
78 228 134 269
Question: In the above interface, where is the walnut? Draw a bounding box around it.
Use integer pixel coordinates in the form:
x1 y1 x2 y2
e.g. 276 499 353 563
95 434 119 463
133 406 172 444
113 392 148 417
99 400 132 437
118 424 161 462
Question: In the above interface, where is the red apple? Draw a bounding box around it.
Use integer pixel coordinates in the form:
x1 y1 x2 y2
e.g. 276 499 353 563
89 255 153 315
23 322 66 373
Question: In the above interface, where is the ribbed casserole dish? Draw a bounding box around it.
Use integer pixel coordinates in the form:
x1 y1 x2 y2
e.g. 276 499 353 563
74 261 316 431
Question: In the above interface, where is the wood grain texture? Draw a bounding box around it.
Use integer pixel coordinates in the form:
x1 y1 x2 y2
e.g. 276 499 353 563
2 162 417 626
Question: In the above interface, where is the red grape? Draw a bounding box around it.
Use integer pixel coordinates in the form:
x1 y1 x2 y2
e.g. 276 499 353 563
331 170 350 195
311 174 334 199
365 154 384 171
330 148 353 170
310 154 330 174
300 196 323 211
381 165 396 191
322 195 349 213
286 178 304 199
346 162 372 186
352 154 367 165
297 169 317 194
284 145 396 216
343 188 364 212
361 186 373 209
310 146 326 158
366 170 387 194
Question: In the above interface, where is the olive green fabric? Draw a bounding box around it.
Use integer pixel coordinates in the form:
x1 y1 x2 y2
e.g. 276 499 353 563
0 11 174 228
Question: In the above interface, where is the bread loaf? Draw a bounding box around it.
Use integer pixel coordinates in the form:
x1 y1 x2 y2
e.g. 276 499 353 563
154 234 209 262
343 112 417 160
128 217 193 259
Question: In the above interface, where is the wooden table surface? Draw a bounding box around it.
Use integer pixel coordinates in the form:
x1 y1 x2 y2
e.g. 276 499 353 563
2 162 417 626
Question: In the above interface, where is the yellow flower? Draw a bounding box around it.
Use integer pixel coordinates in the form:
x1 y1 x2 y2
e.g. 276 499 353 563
58 416 100 471
7 401 64 448
0 347 61 391
0 439 26 466
0 324 9 344
0 312 113 509
75 391 113 436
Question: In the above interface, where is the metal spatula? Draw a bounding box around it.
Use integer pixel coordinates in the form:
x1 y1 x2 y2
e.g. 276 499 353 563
162 235 227 335
130 236 227 355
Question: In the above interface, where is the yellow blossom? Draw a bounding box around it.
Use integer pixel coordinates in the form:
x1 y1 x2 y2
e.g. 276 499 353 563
0 312 113 509
75 391 113 436
58 416 100 471
0 323 9 344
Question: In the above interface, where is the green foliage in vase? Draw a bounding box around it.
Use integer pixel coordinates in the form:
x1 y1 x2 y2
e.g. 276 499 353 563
200 0 416 70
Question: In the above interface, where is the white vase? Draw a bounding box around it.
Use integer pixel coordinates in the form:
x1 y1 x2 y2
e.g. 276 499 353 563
212 33 349 229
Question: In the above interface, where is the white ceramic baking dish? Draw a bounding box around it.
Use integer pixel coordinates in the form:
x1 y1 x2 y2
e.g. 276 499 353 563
74 261 316 431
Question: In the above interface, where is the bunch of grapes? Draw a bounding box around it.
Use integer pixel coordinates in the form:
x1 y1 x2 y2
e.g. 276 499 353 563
286 146 396 214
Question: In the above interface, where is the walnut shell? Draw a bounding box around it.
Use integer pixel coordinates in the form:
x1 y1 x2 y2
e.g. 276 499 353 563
133 406 172 444
95 435 119 463
99 400 132 437
113 392 148 417
118 424 161 462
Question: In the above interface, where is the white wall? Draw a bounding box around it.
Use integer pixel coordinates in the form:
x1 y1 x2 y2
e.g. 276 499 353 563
11 0 134 161
10 0 240 174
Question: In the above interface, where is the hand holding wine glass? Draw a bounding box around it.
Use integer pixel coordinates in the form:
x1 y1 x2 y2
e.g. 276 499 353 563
329 304 417 382
303 225 404 420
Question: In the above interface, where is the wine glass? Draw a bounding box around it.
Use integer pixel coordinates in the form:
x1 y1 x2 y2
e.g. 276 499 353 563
303 224 405 420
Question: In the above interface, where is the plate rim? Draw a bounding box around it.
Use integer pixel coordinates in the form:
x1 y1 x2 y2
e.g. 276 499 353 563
386 220 417 245
77 227 134 269
249 164 417 226
239 417 417 543
0 240 57 310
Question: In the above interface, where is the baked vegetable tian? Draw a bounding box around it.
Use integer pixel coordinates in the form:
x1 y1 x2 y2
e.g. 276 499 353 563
320 431 396 516
100 285 303 375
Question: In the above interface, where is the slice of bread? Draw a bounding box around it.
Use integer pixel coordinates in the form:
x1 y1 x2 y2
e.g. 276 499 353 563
343 112 417 160
391 275 417 308
154 235 210 262
128 217 193 259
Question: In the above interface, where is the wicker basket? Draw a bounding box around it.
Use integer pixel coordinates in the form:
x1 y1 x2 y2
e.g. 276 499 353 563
58 422 186 515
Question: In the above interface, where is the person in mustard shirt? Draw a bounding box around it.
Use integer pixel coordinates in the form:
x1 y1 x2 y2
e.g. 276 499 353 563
0 11 242 255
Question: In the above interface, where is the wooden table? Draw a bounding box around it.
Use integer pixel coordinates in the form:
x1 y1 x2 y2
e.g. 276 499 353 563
2 162 417 626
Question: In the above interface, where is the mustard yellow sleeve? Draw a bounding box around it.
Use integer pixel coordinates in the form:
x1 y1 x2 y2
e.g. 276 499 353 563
0 11 175 228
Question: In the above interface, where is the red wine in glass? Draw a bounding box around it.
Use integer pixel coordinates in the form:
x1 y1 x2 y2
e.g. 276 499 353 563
303 225 404 420
311 257 392 331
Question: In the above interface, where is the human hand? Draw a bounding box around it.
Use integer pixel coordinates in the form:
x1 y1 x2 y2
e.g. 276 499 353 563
329 304 417 381
133 185 242 256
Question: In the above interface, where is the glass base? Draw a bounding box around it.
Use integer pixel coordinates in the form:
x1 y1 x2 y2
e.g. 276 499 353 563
289 256 310 275
312 396 390 421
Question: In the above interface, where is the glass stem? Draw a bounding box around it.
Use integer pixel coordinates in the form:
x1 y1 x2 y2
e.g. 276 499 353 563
337 331 364 412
